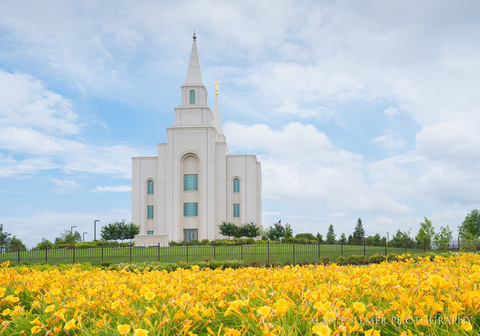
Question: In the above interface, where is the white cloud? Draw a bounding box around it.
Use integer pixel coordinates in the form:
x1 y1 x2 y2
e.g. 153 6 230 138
0 71 79 135
92 185 132 192
225 121 411 215
49 178 79 194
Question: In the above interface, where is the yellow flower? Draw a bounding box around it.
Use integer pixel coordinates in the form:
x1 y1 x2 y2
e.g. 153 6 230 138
31 326 42 334
257 306 271 318
461 320 473 331
229 301 241 310
50 289 61 296
188 306 199 316
323 311 336 323
45 305 55 313
145 307 157 317
6 295 19 303
54 309 66 322
379 275 391 286
64 319 78 331
133 329 149 336
144 291 155 301
30 317 42 325
224 328 241 336
365 330 381 336
2 308 11 316
273 298 291 315
417 317 430 326
0 287 6 297
352 302 366 314
111 300 121 309
117 324 131 335
312 324 332 336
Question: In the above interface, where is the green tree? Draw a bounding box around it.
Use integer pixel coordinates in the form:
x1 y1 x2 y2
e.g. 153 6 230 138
8 237 27 252
101 220 140 241
124 222 140 240
218 221 239 239
55 230 82 245
434 225 453 251
316 232 324 243
284 223 293 239
352 218 365 245
460 232 479 252
366 233 382 246
0 224 12 252
338 233 347 244
296 233 316 240
326 224 336 244
458 209 480 237
34 239 55 250
239 222 261 238
389 229 415 248
415 217 435 249
266 223 285 241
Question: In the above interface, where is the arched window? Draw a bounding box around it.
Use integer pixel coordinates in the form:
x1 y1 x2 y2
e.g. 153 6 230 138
147 180 154 194
233 178 240 192
190 90 195 104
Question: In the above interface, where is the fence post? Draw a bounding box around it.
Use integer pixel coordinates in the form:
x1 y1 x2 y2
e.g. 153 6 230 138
293 240 296 265
101 243 104 262
45 243 48 263
17 245 21 264
423 238 426 252
130 242 133 262
186 244 189 263
385 237 387 256
158 242 161 262
405 240 407 252
268 239 270 263
318 239 320 260
341 242 344 256
73 244 75 264
213 241 216 261
458 237 460 251
241 244 243 263
363 238 366 256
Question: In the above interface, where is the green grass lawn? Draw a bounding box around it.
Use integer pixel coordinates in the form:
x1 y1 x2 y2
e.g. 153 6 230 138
0 243 427 266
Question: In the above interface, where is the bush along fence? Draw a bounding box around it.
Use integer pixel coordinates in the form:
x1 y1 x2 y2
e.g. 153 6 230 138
0 237 467 266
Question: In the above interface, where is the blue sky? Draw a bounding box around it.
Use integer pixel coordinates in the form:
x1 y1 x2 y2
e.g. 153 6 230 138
1 1 480 247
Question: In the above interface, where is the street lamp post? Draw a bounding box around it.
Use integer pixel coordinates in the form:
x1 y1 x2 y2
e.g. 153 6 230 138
94 220 100 241
71 226 77 233
83 232 88 242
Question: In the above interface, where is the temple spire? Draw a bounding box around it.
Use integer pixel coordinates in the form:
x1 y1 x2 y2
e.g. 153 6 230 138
213 82 225 141
184 32 203 85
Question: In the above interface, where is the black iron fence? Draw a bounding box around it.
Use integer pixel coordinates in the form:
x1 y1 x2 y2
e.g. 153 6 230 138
0 238 464 266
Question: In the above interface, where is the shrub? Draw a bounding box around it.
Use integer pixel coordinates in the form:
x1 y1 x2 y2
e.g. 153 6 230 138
336 256 347 265
200 239 210 245
319 257 330 265
188 239 200 246
347 255 367 265
386 253 398 262
246 238 255 244
368 254 386 264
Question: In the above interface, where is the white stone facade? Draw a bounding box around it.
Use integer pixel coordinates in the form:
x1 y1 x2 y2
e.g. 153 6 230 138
133 35 262 245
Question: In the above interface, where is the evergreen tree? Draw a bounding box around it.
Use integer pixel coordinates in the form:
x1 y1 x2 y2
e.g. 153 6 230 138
352 218 365 244
326 224 336 244
338 233 347 244
316 232 324 243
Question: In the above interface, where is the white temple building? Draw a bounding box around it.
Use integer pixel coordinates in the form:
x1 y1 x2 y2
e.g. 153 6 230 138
133 34 262 245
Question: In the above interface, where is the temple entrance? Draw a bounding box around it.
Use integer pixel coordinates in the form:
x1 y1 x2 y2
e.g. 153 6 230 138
184 229 198 242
